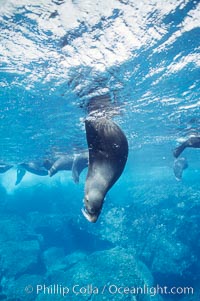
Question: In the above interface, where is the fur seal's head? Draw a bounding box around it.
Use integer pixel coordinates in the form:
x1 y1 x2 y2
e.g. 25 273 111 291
82 189 104 223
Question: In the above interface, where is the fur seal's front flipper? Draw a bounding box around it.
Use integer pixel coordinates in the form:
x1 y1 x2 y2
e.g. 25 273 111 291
72 151 89 183
82 117 128 223
48 155 73 177
15 167 26 185
173 136 200 158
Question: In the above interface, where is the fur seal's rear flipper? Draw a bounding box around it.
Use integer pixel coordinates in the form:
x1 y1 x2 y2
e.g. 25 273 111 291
19 162 48 176
173 142 187 158
82 117 128 223
43 159 54 171
72 151 89 183
15 167 26 185
0 163 13 174
173 136 200 158
173 157 188 181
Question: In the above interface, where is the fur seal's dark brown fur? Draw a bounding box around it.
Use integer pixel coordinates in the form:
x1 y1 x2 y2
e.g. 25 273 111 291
82 117 128 223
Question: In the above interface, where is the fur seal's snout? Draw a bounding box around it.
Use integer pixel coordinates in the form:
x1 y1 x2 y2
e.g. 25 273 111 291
82 191 104 223
81 208 99 223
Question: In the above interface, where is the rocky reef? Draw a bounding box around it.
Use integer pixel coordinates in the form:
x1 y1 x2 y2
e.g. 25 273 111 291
0 178 199 301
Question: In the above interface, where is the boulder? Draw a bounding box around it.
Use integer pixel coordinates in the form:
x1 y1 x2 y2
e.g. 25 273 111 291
1 274 44 301
0 240 41 278
36 246 163 301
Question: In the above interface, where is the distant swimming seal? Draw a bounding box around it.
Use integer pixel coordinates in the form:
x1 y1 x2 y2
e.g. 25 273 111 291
173 136 200 158
173 157 188 181
48 155 74 177
0 163 13 174
82 117 128 223
47 152 88 181
18 162 48 176
72 151 89 183
15 161 51 185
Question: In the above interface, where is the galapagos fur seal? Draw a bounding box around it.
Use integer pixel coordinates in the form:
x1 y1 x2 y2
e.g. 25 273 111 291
18 162 48 176
82 117 128 223
72 151 89 183
46 153 88 181
15 161 48 185
47 155 74 177
173 157 188 181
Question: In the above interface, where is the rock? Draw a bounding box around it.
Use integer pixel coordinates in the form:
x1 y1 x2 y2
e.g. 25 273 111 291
0 214 36 243
43 247 66 272
26 212 72 251
181 286 200 301
1 274 44 301
75 183 200 286
98 207 129 244
35 246 163 301
27 212 112 254
63 251 87 270
0 240 41 278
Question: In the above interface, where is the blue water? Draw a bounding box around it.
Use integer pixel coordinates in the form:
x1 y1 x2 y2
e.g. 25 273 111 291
0 0 200 300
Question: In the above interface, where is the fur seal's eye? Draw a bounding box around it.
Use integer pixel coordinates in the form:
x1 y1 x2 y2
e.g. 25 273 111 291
113 143 119 149
89 208 95 214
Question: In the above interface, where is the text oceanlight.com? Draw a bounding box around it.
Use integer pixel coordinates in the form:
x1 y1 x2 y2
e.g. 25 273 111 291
25 283 194 297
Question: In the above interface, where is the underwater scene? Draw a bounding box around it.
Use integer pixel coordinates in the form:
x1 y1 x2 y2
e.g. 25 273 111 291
0 0 200 300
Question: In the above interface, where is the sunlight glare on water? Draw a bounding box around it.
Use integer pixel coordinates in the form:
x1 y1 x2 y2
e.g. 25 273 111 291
0 2 200 300
0 0 199 163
